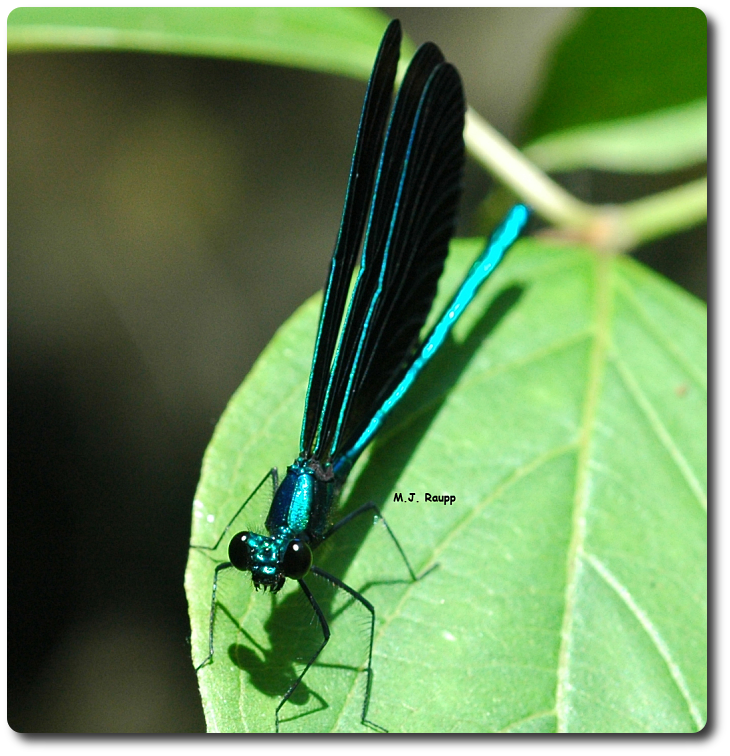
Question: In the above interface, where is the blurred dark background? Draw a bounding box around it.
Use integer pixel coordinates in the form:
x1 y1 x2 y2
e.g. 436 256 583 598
7 8 706 732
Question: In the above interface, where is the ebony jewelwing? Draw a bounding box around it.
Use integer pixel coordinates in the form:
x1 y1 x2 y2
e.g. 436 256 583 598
192 18 529 732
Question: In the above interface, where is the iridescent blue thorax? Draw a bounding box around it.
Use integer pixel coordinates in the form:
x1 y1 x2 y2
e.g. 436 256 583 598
265 459 337 545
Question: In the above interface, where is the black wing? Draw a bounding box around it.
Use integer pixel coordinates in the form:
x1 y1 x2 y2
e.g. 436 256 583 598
299 19 402 456
312 42 466 462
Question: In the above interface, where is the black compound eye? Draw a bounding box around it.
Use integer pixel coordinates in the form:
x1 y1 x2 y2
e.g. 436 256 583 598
228 531 253 571
282 539 312 579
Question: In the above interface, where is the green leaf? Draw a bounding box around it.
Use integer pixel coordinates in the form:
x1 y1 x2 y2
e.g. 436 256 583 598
523 100 707 174
7 7 397 80
184 237 706 733
524 7 707 141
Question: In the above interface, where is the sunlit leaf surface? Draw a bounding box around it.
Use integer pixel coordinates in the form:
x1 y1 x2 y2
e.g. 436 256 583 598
185 237 706 733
